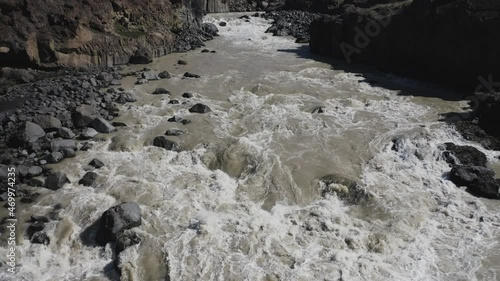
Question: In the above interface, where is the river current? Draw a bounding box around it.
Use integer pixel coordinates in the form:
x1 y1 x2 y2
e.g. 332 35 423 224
1 13 500 281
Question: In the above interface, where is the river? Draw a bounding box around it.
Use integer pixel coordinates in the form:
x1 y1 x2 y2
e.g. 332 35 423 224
2 12 500 281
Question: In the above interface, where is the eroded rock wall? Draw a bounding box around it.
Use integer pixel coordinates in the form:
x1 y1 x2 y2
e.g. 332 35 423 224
0 0 205 68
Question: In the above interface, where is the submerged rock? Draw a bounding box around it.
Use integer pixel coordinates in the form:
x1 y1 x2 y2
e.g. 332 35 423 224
96 202 142 245
153 136 180 151
79 171 98 187
183 72 200 78
165 129 186 136
152 88 170 95
158 71 171 79
89 159 105 169
317 174 370 204
189 103 211 113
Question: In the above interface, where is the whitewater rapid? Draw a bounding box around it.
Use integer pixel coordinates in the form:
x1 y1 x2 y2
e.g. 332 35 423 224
1 13 500 281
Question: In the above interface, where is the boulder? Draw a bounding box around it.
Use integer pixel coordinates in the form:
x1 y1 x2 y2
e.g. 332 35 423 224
79 171 98 187
46 152 64 163
21 121 46 143
152 88 170 95
178 60 188 65
167 115 191 125
219 21 227 27
165 129 186 136
443 143 487 167
189 103 211 113
90 118 115 133
57 127 75 139
96 202 142 245
89 159 105 169
129 47 153 64
141 71 159 80
81 127 99 139
135 78 148 85
73 105 99 128
115 229 142 255
26 221 45 239
158 71 171 79
97 72 114 83
116 90 138 104
169 99 180 104
61 148 76 158
183 72 200 78
50 138 77 152
33 115 62 131
28 166 43 177
45 171 70 190
449 165 499 199
31 231 50 245
202 23 219 36
153 136 180 151
182 92 193 98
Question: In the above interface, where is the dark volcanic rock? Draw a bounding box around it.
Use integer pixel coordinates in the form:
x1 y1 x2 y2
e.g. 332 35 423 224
169 99 180 104
183 72 201 78
45 172 70 190
168 115 191 125
31 231 50 245
165 129 186 136
129 48 153 64
189 103 211 113
89 159 105 169
73 105 100 128
178 60 188 65
152 88 171 95
90 118 115 133
182 92 194 98
80 128 99 139
158 71 171 79
33 115 62 132
115 230 142 255
153 136 180 151
57 127 76 139
219 21 227 26
443 143 487 167
79 172 98 187
96 202 142 245
26 221 45 240
309 1 500 90
202 23 219 36
15 122 46 145
449 165 499 199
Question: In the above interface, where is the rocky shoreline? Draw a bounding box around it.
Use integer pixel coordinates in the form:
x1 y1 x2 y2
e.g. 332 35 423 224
0 19 220 274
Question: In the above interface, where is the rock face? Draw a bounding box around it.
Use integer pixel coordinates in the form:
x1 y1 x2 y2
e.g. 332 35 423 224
0 0 207 68
96 202 142 245
309 0 500 90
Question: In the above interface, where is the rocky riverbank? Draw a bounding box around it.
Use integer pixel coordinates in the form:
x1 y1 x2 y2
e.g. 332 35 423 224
0 0 218 69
